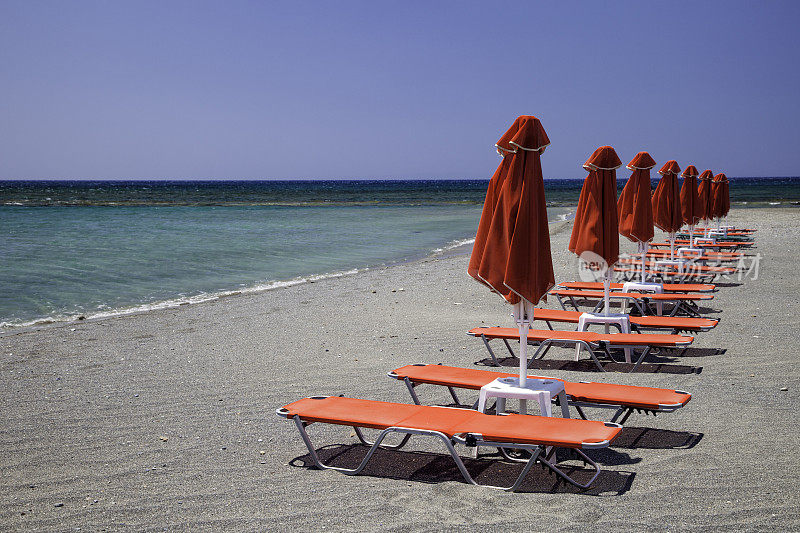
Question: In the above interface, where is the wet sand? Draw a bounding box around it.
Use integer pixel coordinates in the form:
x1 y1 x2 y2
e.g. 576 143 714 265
1 207 798 531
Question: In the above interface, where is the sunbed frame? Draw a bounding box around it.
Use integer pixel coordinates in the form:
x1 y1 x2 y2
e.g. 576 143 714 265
388 364 691 425
467 327 693 372
550 289 710 317
530 307 718 335
277 395 621 491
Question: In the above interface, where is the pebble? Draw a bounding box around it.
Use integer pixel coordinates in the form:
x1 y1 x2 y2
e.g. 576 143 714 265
780 387 788 391
54 502 64 508
159 436 169 442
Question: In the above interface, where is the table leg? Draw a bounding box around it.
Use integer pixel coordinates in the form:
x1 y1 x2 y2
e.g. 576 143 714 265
477 389 488 413
558 391 570 418
538 392 551 417
496 397 506 415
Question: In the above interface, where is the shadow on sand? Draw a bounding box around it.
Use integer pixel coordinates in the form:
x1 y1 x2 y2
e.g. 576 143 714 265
289 443 635 495
476 356 703 375
610 427 704 450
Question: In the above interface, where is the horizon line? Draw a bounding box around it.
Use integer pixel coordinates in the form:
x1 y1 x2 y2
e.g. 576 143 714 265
2 175 799 182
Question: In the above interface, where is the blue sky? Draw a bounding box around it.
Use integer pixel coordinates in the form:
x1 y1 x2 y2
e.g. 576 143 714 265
1 1 799 179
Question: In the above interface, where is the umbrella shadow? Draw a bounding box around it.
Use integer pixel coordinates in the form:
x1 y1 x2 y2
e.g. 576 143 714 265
476 357 702 375
289 444 635 495
711 282 743 288
611 427 704 450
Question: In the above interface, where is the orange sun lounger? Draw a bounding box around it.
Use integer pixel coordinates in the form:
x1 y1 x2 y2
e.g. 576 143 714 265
550 289 713 317
617 259 736 274
645 249 742 262
557 281 716 293
389 364 691 424
614 267 719 283
467 326 693 371
531 307 718 334
651 240 752 249
277 395 621 490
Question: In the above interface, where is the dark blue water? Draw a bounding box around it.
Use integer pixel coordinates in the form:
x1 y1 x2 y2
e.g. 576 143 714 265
3 177 799 207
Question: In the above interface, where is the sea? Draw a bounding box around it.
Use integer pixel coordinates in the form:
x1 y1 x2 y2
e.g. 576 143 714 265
2 177 798 329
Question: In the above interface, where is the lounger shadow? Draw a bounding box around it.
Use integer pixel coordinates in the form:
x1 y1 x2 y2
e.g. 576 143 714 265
668 347 726 358
610 427 704 450
475 357 703 375
290 444 635 495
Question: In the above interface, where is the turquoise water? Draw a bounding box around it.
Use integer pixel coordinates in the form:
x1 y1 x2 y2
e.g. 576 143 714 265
1 178 796 328
3 201 554 327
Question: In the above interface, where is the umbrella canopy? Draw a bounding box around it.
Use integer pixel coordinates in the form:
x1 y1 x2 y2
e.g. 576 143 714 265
467 151 514 291
652 160 683 234
617 151 656 244
468 115 554 391
697 170 715 221
618 151 656 284
712 173 730 218
468 115 554 305
680 165 703 227
568 146 622 270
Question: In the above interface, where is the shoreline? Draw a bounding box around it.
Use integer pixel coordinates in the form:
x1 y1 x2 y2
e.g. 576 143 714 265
0 218 574 337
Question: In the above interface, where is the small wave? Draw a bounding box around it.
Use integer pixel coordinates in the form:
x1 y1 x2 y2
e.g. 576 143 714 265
4 202 24 206
0 268 363 330
431 238 475 254
769 201 780 205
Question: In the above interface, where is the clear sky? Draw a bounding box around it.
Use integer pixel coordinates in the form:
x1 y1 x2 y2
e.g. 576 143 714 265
2 1 799 180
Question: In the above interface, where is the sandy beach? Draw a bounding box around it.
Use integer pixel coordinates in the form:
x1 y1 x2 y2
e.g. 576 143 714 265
1 207 798 532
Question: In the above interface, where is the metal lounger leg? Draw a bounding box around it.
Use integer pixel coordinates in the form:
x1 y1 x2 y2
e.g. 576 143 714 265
293 416 545 492
502 338 517 358
498 445 602 490
447 386 461 405
481 334 501 366
568 296 579 310
628 346 651 373
353 426 412 449
403 377 422 405
609 407 630 424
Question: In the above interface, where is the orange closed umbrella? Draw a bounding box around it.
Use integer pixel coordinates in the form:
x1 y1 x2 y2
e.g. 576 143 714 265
720 175 731 226
617 151 656 283
468 116 554 391
712 173 729 228
569 146 622 315
680 165 702 247
652 160 683 259
697 170 714 237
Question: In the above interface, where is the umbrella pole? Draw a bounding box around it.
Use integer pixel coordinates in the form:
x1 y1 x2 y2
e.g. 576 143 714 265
639 241 647 283
603 271 611 317
689 224 695 247
669 232 676 261
513 300 531 414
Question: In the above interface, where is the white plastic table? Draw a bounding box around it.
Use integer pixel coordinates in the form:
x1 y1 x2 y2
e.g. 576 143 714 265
477 376 570 418
576 312 632 363
622 281 665 316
